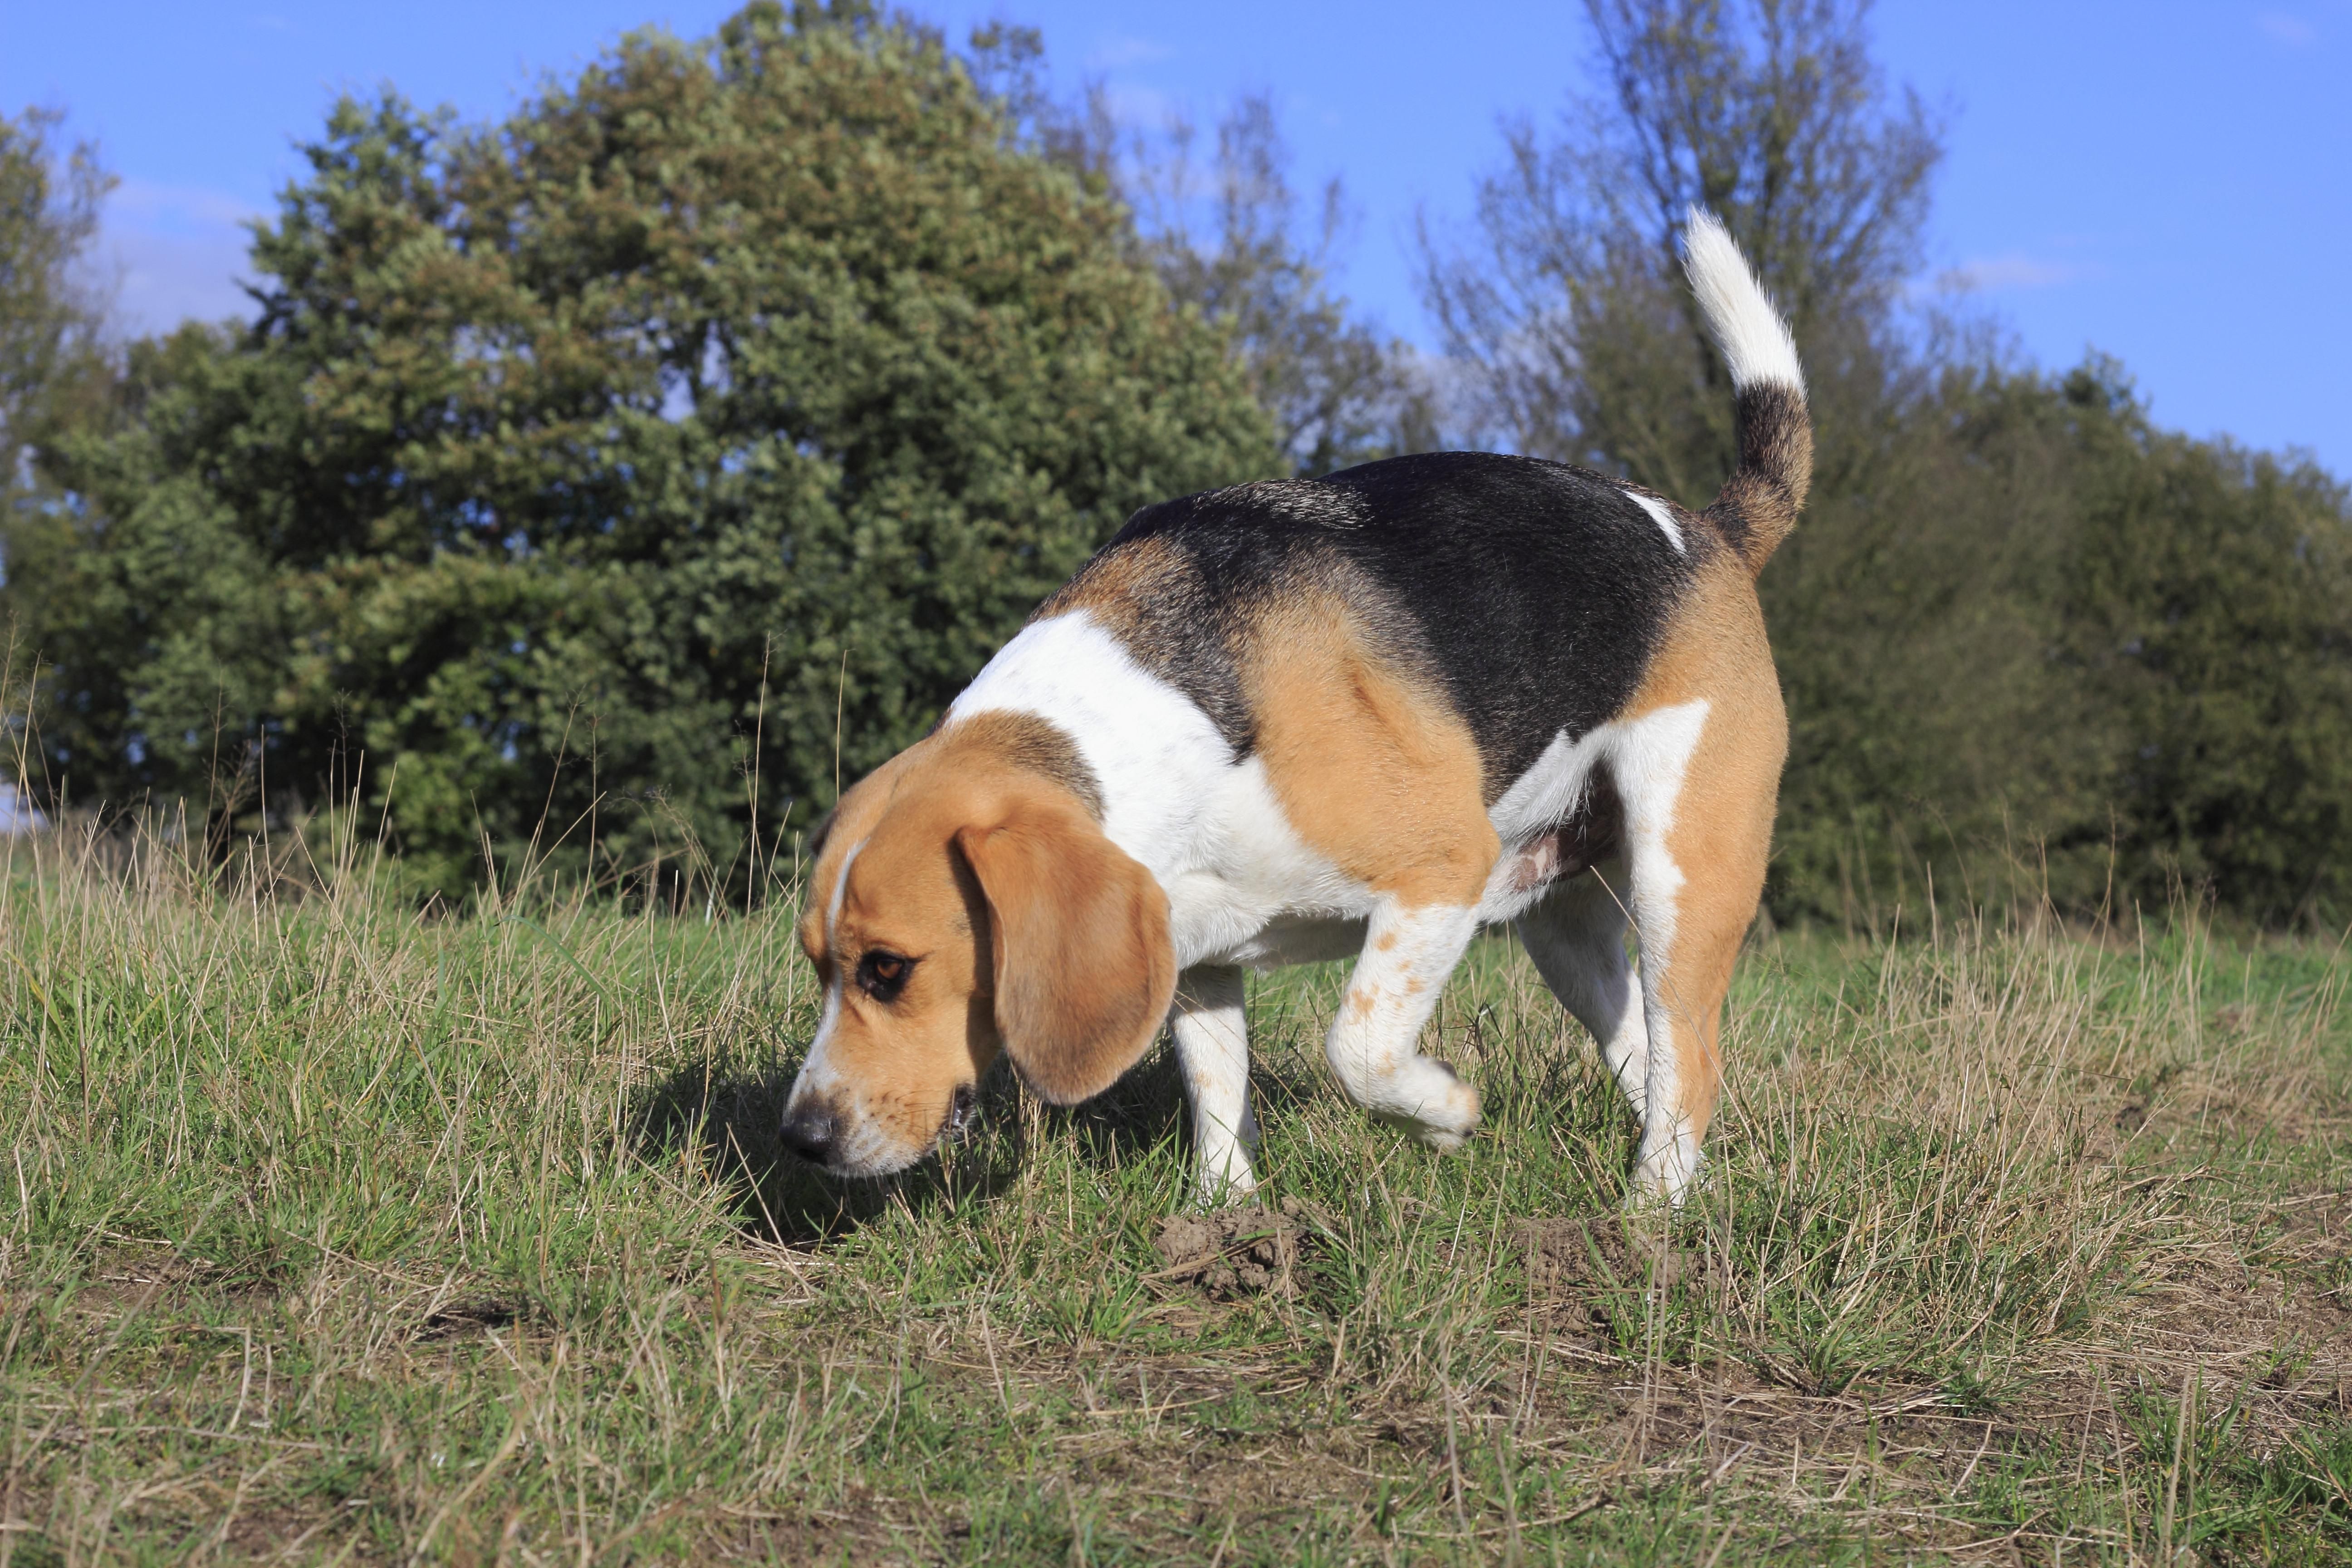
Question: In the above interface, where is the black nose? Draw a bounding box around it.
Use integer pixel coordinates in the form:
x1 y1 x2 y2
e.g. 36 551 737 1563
779 1104 838 1166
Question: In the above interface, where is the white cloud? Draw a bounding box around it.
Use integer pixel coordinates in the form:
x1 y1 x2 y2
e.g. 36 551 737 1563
2258 10 2319 44
1101 82 1176 130
1084 35 1171 70
97 179 264 335
111 178 258 233
1938 252 2097 293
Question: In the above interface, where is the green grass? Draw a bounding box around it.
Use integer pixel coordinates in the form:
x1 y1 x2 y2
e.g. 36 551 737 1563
3 820 2351 1564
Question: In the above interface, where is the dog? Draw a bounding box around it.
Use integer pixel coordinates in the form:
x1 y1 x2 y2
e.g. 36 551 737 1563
779 210 1807 1208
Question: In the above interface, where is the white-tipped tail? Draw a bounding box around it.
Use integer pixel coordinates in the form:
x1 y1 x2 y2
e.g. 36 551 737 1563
1681 208 1813 573
1681 207 1804 396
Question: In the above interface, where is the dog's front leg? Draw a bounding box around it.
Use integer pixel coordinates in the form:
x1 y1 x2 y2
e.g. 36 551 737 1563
1326 899 1482 1150
1171 965 1259 1204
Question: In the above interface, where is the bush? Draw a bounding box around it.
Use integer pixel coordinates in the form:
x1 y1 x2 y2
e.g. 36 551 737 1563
1761 358 2352 929
9 0 1276 895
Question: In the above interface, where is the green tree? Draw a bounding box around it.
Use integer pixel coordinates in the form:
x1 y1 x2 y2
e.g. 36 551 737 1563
1130 94 1435 475
2055 365 2352 922
0 106 111 555
968 27 1435 477
13 0 1275 894
1420 0 2352 926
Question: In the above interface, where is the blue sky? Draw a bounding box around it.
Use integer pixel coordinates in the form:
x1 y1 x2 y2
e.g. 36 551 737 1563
4 1 2346 471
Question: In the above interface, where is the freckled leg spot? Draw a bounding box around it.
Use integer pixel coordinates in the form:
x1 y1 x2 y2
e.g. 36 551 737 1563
1325 900 1481 1151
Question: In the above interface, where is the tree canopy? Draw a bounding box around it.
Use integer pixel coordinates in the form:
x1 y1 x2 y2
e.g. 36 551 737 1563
7 0 1276 893
0 107 110 535
5 0 2348 926
1422 0 2352 926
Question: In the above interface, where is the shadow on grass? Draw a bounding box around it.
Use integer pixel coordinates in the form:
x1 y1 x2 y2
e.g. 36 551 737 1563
631 1057 862 1246
629 1037 1220 1247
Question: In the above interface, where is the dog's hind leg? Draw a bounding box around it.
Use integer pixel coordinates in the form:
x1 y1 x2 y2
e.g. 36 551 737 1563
1171 965 1259 1205
1613 695 1782 1205
1515 854 1650 1118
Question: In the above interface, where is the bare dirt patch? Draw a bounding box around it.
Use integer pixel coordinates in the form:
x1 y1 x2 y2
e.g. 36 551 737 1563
1151 1196 1335 1299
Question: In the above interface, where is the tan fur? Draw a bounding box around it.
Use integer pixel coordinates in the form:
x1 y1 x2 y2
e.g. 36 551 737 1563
1032 533 1188 643
1622 555 1788 1152
943 710 1104 820
796 738 997 1159
1243 592 1498 908
957 796 1175 1104
795 720 1171 1159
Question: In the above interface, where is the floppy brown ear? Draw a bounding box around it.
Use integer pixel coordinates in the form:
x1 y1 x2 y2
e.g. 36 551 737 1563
956 798 1176 1105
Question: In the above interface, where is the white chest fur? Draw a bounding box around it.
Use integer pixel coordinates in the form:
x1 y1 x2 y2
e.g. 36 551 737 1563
949 613 1370 970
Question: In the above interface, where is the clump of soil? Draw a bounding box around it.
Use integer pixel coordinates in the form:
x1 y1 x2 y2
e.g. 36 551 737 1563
1153 1196 1330 1299
1520 1215 1696 1324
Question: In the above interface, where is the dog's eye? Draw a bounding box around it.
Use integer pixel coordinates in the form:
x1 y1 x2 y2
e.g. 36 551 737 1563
856 950 914 1002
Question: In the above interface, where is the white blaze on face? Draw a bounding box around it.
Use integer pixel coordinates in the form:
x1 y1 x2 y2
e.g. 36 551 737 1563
781 827 952 1177
826 838 864 927
785 838 866 1126
800 980 845 1092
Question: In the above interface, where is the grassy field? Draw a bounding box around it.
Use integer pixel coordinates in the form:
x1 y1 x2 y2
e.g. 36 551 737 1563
2 822 2351 1565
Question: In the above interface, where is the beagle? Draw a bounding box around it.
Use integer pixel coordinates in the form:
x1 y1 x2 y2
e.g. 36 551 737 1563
781 211 1808 1207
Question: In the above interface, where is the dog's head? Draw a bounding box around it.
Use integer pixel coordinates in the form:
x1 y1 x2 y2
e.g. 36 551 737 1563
779 725 1175 1176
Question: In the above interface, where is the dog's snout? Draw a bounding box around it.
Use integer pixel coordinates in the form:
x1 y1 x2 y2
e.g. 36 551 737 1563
779 1102 840 1166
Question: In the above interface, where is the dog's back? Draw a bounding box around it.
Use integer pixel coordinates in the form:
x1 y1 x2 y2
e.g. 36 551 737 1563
1044 452 1712 797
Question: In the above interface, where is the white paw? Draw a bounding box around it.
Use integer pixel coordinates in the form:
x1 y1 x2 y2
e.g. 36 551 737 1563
1626 1141 1699 1210
1374 1058 1481 1152
1193 1161 1259 1209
